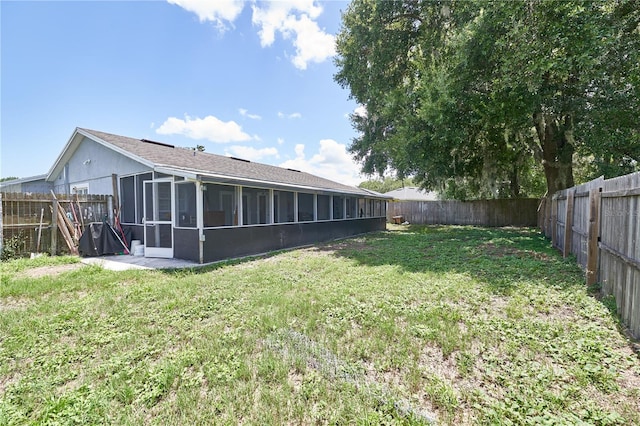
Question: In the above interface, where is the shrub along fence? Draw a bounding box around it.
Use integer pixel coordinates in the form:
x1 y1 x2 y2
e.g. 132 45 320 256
1 192 112 258
539 171 640 339
387 198 540 227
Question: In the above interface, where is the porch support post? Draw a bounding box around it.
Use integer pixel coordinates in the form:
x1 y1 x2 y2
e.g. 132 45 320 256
343 196 347 219
313 194 318 221
197 181 204 264
330 195 334 220
236 186 243 226
269 189 274 224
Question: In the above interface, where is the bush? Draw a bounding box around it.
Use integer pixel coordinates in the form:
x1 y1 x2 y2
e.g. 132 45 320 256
1 231 28 261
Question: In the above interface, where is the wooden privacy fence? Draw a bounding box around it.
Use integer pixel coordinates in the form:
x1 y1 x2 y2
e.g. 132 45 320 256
387 198 540 227
1 192 112 257
539 171 640 339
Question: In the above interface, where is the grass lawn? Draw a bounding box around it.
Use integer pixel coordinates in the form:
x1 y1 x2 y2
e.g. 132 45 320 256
1 225 639 425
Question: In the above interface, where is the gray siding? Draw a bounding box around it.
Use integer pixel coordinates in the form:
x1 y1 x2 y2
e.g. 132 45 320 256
53 136 151 194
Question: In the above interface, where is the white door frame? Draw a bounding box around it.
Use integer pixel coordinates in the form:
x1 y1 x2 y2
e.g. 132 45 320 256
143 179 174 258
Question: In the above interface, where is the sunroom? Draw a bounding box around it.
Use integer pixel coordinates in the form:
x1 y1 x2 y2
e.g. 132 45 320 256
118 170 387 263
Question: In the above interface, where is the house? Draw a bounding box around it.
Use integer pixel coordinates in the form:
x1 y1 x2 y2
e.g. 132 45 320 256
39 127 389 263
384 186 438 201
0 174 53 193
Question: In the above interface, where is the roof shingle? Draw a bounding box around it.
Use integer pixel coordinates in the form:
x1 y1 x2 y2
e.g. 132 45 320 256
80 128 379 196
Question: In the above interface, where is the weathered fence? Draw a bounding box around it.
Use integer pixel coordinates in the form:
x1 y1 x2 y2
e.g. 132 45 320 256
1 192 112 257
539 171 640 339
387 198 540 227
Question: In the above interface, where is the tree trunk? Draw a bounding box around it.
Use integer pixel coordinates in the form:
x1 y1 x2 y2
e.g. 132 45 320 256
533 112 575 196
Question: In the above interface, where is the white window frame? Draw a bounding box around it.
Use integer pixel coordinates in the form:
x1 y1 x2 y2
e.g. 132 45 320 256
72 182 89 195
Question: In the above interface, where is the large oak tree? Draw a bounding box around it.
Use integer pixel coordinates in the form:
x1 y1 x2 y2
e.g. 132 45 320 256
335 0 639 199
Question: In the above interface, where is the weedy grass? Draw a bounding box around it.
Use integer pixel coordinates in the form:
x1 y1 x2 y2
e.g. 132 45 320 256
1 225 639 425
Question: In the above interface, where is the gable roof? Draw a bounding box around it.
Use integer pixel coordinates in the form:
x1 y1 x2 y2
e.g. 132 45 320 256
49 128 388 198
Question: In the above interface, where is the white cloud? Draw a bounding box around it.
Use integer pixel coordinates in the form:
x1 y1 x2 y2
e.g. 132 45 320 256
239 108 262 120
283 14 336 70
226 145 279 161
353 105 367 118
169 0 335 70
279 139 363 186
156 114 252 143
168 0 244 29
252 1 336 70
277 137 285 145
278 111 302 119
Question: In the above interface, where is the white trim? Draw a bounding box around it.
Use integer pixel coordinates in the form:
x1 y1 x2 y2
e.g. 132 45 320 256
143 178 174 259
72 182 89 195
237 186 243 226
190 169 388 198
313 193 318 221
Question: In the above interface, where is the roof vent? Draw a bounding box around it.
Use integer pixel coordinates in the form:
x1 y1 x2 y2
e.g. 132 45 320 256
140 138 174 148
286 168 301 173
230 156 251 163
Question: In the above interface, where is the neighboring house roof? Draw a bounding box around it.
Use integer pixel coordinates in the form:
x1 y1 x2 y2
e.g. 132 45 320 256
384 186 438 201
48 128 389 198
0 174 48 189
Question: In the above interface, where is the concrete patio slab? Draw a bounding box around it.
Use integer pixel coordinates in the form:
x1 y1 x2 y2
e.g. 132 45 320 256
81 255 203 271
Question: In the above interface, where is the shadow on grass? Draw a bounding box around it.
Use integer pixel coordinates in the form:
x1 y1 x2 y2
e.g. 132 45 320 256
312 225 583 295
158 225 583 295
588 282 640 353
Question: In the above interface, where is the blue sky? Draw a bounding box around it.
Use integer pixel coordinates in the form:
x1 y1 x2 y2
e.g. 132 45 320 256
1 0 369 185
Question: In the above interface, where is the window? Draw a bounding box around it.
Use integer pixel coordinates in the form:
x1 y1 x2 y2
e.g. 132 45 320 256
375 200 382 217
333 196 344 220
358 198 366 218
298 193 314 222
346 197 358 219
120 176 135 223
203 183 237 227
274 190 295 223
317 195 330 220
73 183 89 196
243 187 270 225
176 182 197 228
136 173 152 223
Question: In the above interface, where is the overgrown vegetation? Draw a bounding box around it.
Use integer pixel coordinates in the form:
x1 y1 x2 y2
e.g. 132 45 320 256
0 231 27 262
1 226 639 424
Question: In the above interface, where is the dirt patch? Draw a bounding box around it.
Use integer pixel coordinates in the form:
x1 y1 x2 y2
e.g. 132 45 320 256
17 263 85 279
311 237 372 255
0 296 32 312
480 242 555 261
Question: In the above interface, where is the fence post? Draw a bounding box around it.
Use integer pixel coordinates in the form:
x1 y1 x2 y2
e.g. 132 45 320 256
51 198 58 256
586 187 602 286
551 195 558 247
563 189 575 258
108 195 114 225
537 197 546 233
0 193 3 258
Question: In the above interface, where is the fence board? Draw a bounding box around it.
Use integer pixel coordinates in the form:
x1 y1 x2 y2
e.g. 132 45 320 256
387 198 539 227
1 192 111 257
544 171 640 338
